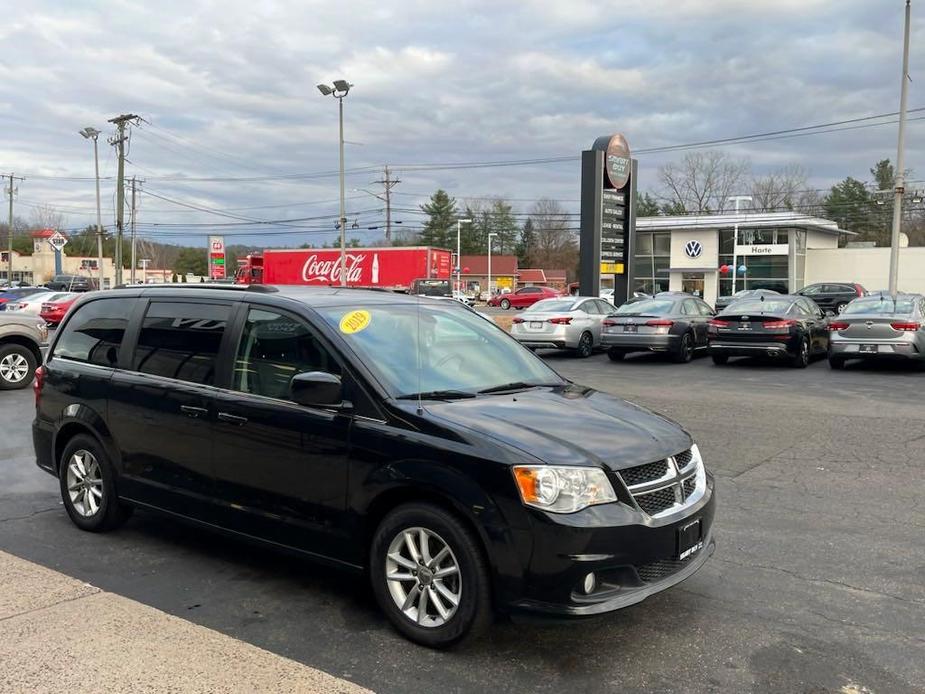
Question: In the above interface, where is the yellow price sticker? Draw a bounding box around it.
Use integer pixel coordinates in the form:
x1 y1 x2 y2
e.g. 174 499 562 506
339 309 371 334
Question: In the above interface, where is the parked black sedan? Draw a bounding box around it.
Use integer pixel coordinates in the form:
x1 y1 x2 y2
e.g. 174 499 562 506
796 282 866 314
707 295 829 368
602 293 714 363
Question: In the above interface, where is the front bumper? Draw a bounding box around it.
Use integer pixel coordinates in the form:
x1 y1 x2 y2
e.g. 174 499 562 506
507 475 716 617
601 332 678 352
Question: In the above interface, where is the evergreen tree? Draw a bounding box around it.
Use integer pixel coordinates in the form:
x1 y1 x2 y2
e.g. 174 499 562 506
636 192 661 217
488 199 519 255
823 177 877 240
419 190 458 249
517 218 536 266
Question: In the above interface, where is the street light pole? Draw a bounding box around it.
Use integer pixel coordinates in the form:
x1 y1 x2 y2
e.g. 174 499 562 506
317 80 353 287
456 218 472 295
889 0 912 295
487 232 498 301
728 195 752 295
80 128 105 287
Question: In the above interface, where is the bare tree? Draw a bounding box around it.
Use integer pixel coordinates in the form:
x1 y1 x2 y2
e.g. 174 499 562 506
29 204 66 231
751 164 815 212
528 198 577 271
658 151 751 214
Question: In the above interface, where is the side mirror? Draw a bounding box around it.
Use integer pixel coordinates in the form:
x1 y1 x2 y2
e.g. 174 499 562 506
289 371 349 409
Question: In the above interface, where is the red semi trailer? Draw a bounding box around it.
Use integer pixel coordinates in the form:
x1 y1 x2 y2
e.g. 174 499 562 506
235 246 453 294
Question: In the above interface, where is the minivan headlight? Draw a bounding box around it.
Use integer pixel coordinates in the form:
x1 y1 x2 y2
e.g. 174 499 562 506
513 465 617 513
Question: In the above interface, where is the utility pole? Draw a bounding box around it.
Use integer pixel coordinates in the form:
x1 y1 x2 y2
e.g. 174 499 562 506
376 166 401 242
108 114 139 286
889 0 912 295
4 174 23 286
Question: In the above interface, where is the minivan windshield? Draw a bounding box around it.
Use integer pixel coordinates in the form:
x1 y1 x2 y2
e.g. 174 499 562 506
316 302 564 398
615 298 675 315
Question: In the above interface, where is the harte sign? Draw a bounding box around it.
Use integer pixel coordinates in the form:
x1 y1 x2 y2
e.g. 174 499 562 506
261 247 452 288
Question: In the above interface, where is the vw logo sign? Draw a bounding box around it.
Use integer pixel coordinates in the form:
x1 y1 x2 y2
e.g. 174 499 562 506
684 240 703 258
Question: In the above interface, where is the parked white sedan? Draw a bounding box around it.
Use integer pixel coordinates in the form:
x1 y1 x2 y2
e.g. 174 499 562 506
510 296 616 357
4 291 75 316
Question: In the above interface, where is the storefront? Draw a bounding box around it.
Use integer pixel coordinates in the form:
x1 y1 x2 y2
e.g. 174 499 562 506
633 212 848 305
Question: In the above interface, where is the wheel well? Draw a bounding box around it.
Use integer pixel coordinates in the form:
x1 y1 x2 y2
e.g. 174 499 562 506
0 336 42 366
53 423 97 473
364 487 492 569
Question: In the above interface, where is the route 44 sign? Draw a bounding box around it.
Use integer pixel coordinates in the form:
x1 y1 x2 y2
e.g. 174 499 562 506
47 231 68 252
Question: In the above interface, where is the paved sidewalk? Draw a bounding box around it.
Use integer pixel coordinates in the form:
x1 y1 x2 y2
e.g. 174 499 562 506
0 550 371 693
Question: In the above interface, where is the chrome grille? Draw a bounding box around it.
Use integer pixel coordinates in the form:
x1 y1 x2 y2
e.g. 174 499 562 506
635 486 677 516
618 448 702 518
619 459 669 487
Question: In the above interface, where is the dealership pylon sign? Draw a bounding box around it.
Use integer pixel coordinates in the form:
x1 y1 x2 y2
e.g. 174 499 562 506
579 133 637 304
208 236 226 279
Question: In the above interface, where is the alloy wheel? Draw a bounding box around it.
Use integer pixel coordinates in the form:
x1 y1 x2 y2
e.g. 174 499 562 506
578 333 593 357
386 527 462 628
65 450 104 517
0 352 29 384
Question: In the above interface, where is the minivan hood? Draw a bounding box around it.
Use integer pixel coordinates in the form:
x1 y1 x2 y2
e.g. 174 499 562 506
417 385 691 470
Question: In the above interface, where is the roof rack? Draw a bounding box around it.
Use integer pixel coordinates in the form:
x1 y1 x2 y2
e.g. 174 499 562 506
112 283 279 293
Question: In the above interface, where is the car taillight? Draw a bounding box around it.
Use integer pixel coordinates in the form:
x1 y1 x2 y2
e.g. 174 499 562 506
645 319 674 327
547 317 572 325
891 321 921 331
854 284 864 297
762 319 796 329
512 317 524 324
827 321 850 331
708 319 730 328
602 319 617 327
33 365 45 407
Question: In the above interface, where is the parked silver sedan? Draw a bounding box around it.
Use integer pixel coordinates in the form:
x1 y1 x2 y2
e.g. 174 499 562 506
828 293 925 368
510 296 616 357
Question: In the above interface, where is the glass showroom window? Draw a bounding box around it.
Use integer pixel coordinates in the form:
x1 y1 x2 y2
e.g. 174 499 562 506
633 232 670 295
719 228 792 296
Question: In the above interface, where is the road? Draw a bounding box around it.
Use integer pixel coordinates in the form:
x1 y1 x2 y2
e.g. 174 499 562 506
1 352 923 693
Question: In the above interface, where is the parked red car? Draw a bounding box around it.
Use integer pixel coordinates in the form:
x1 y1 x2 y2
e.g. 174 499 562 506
39 295 79 326
488 286 561 310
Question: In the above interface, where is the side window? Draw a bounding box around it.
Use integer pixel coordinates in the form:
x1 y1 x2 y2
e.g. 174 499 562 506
53 297 135 367
596 300 614 314
133 302 230 385
579 300 597 314
801 284 821 295
697 301 714 316
233 308 341 401
681 300 697 316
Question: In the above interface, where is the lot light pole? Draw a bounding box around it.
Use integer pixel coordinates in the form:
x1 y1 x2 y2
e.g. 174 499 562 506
889 0 912 296
317 80 353 287
456 218 472 294
487 232 498 300
728 195 752 295
79 128 105 287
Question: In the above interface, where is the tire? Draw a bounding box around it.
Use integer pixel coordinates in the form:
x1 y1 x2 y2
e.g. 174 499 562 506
499 299 511 310
607 348 625 362
828 356 845 370
575 332 593 358
672 332 695 363
370 503 491 648
58 434 132 532
711 354 729 365
835 302 848 314
791 337 810 369
0 343 37 390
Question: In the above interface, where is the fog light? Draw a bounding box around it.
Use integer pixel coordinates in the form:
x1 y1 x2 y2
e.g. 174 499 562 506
583 572 596 595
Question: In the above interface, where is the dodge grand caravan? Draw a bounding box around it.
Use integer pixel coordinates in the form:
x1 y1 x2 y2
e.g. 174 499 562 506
33 285 715 647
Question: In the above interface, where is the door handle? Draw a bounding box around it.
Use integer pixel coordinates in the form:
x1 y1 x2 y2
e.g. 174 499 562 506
217 412 248 426
180 405 208 418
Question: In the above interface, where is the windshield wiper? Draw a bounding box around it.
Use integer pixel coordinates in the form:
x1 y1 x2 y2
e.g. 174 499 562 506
396 390 477 401
477 381 560 394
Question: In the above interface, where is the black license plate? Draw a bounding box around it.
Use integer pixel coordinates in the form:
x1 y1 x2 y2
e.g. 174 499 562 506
677 519 703 560
624 324 638 333
859 344 878 354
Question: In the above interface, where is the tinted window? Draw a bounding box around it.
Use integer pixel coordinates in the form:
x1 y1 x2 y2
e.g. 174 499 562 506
725 299 794 314
843 296 917 315
133 302 230 384
697 301 714 316
680 300 697 316
233 308 341 401
800 284 823 295
53 297 134 367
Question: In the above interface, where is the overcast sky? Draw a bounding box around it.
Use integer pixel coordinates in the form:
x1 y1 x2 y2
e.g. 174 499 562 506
0 0 921 248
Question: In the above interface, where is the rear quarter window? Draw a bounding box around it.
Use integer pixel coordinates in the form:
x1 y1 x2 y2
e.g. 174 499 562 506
52 297 136 367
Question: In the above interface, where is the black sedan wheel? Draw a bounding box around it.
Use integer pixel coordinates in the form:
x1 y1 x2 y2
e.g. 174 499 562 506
370 503 491 648
672 332 695 363
791 337 810 369
575 332 593 358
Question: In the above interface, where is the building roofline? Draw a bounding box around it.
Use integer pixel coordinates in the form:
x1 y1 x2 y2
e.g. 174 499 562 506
636 212 855 236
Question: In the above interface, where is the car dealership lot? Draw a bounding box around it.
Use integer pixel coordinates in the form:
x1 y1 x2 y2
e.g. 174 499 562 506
1 355 923 693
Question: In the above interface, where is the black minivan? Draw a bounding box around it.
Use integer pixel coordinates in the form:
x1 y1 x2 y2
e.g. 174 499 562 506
32 285 715 647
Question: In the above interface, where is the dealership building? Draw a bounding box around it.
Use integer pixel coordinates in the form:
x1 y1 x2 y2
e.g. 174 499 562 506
633 211 925 305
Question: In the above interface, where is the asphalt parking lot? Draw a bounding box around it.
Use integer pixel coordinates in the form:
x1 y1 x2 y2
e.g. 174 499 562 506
1 352 923 693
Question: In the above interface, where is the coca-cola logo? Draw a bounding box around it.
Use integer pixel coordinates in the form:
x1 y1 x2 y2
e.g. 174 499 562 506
302 253 366 283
